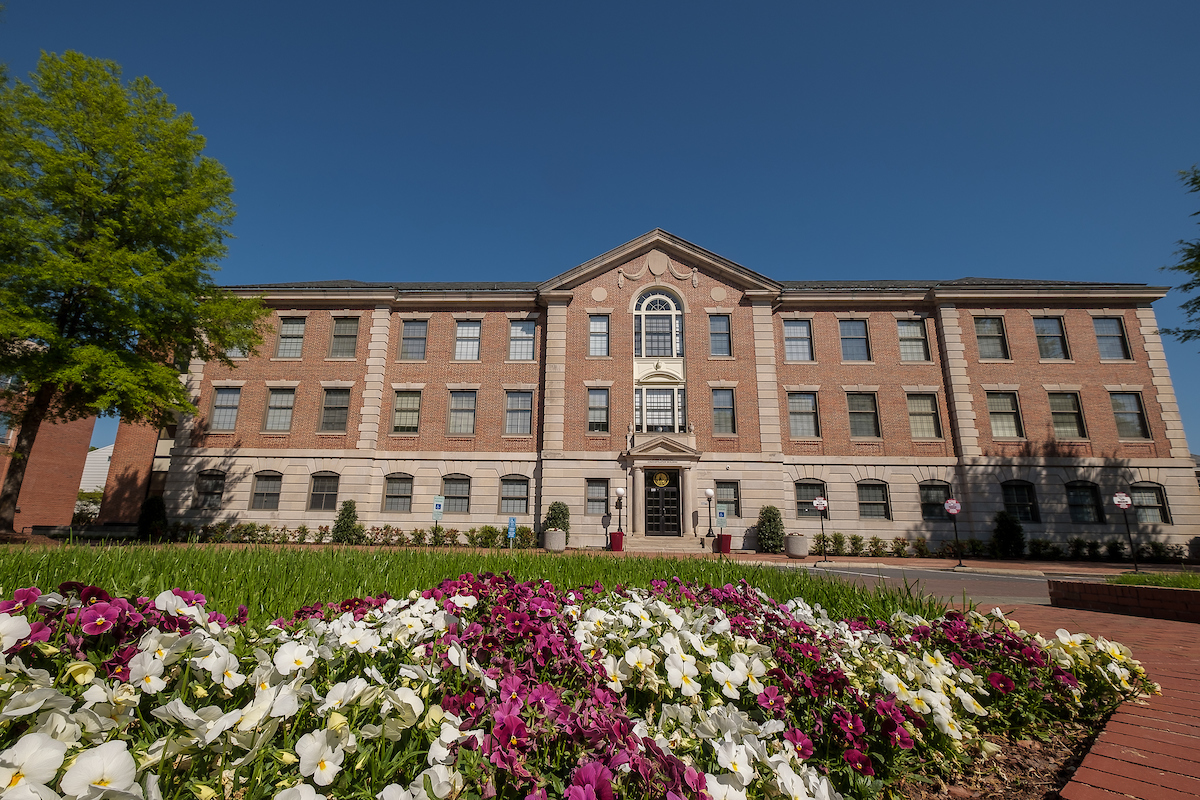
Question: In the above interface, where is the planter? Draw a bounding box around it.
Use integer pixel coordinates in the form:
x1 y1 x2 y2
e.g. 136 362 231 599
784 534 809 559
543 529 567 553
715 532 732 555
1049 579 1200 623
610 531 625 552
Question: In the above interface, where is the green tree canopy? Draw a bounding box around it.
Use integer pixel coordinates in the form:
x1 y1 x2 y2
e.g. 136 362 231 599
1161 166 1200 343
0 51 266 532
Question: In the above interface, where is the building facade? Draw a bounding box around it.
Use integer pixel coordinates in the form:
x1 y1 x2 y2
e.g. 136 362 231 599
106 230 1199 551
0 407 95 531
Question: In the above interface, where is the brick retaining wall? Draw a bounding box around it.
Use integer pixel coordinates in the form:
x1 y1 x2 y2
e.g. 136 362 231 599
1048 579 1200 624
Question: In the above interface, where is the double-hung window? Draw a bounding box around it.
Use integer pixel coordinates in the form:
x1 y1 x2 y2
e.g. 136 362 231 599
1002 481 1040 522
1111 393 1149 439
897 319 930 361
783 319 813 361
276 318 305 358
400 320 428 360
712 389 736 434
392 391 421 434
986 392 1023 438
1049 392 1086 438
974 317 1010 359
505 391 532 435
635 387 686 433
857 482 890 519
787 392 819 437
1094 317 1131 360
839 319 871 361
920 482 951 520
449 391 477 435
501 477 529 514
320 388 351 432
588 389 609 433
443 475 470 513
847 393 880 438
1035 317 1069 359
709 315 731 356
795 481 827 517
194 470 225 509
210 388 241 431
1131 484 1170 524
509 320 535 361
1067 482 1104 523
589 315 610 357
265 388 295 432
329 318 359 358
309 473 339 511
251 472 282 510
455 320 481 360
907 394 941 438
634 291 683 358
586 479 609 515
715 481 740 517
384 474 413 512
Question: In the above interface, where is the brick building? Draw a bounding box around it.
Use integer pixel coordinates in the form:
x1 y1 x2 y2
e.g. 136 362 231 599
0 409 95 531
104 230 1199 550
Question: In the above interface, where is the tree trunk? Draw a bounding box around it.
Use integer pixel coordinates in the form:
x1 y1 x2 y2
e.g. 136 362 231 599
0 384 58 534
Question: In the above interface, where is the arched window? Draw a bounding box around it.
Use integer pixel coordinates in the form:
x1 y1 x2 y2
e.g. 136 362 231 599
383 473 413 513
194 470 225 509
443 474 471 514
310 472 339 511
251 471 282 510
795 480 827 518
857 481 890 519
1130 483 1170 524
1066 481 1104 523
919 481 951 520
1002 480 1039 523
634 290 684 358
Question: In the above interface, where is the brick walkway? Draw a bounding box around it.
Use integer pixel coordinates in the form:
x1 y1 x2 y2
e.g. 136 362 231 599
1002 605 1200 800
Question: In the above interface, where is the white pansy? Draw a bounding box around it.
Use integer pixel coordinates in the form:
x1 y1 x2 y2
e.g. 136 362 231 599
128 652 166 695
0 732 67 791
60 740 138 799
375 785 413 800
274 785 324 800
0 613 32 651
295 731 344 787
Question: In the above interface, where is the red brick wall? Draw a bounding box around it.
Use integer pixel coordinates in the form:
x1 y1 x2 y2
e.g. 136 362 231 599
97 420 159 523
0 414 95 530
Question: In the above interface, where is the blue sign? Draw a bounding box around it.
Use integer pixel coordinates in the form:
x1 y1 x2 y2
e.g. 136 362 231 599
716 509 727 529
508 517 517 538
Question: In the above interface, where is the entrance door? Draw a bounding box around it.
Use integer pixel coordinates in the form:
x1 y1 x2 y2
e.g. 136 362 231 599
644 469 681 536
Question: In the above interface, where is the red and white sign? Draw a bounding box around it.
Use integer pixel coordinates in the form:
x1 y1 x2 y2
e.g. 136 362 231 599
1114 492 1132 509
812 497 828 510
944 499 961 515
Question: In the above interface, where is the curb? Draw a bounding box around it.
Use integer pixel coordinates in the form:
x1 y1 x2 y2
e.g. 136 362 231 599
953 566 1046 578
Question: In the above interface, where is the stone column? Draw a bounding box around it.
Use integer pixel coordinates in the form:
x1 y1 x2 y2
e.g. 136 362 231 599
632 466 645 535
682 467 696 535
356 306 392 451
540 294 572 458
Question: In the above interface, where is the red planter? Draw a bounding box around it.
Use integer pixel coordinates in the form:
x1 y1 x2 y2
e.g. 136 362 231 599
716 533 732 554
610 531 624 552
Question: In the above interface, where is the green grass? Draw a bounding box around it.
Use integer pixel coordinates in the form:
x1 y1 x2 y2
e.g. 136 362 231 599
1107 571 1200 589
0 545 947 625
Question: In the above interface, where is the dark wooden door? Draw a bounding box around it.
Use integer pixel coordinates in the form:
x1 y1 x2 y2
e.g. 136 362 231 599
645 469 680 536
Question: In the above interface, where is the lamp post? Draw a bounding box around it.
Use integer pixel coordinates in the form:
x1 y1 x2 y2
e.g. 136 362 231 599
705 488 715 537
615 486 625 533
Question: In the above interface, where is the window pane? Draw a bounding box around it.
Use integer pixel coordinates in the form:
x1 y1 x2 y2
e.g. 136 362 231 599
712 389 735 434
277 318 305 358
310 475 338 510
839 320 870 361
401 320 427 360
1067 483 1101 523
848 393 879 437
586 479 608 515
321 388 351 431
393 391 421 433
252 473 281 510
920 483 950 520
788 392 818 437
330 318 359 358
444 477 470 513
385 476 413 512
645 389 674 431
509 321 535 361
589 315 609 357
709 315 731 357
907 394 940 438
449 391 476 435
455 320 481 360
987 392 1022 438
500 478 528 514
975 317 1009 359
211 388 240 430
858 483 889 518
1035 318 1068 359
783 320 812 361
1049 393 1085 438
1002 482 1039 522
506 392 532 435
897 320 930 361
795 482 826 515
1111 393 1149 438
588 388 609 432
1094 318 1131 359
265 389 295 431
1131 486 1168 524
645 316 673 356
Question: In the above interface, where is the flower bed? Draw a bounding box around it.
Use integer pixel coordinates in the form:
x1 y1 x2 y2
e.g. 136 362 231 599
0 576 1156 800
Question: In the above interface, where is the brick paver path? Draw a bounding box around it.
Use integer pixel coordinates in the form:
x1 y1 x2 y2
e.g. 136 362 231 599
1003 605 1200 800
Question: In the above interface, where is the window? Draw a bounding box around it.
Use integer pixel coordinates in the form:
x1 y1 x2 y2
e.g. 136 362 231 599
392 391 421 434
194 470 225 509
795 481 827 517
329 318 359 358
455 320 481 361
839 319 871 361
225 346 246 359
1002 481 1040 522
712 389 736 434
1131 484 1170 524
635 387 686 433
847 393 880 438
320 388 351 432
384 474 413 512
251 472 282 510
634 290 683 358
588 388 609 433
586 479 609 515
310 473 339 511
709 315 731 356
783 319 813 361
974 317 1010 359
210 387 241 431
276 318 305 358
1034 317 1069 359
400 320 428 360
715 481 740 517
589 315 609 357
1094 317 1131 360
857 482 890 519
442 475 470 513
788 392 819 438
907 394 941 439
449 391 477 435
1049 393 1086 438
897 319 930 361
509 320 535 361
919 482 951 520
500 477 529 514
265 388 295 431
0 418 9 446
1066 482 1104 524
505 392 532 435
1110 393 1149 439
986 392 1023 438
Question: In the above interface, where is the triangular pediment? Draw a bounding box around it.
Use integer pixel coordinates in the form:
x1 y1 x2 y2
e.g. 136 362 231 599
539 229 782 294
627 435 701 460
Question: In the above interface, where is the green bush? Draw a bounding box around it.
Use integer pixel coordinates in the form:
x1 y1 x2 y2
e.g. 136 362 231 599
544 502 571 546
867 536 887 557
812 532 830 555
828 531 846 556
516 525 536 549
477 525 502 549
409 527 427 547
848 534 865 557
911 537 930 558
755 505 786 553
966 538 986 558
1087 540 1101 560
464 528 479 548
890 537 908 558
991 511 1025 559
1068 537 1087 560
332 500 367 545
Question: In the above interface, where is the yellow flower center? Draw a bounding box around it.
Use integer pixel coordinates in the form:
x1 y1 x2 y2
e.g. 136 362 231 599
9 772 25 788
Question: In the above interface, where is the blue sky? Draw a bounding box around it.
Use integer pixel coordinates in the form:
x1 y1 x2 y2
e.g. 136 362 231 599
5 2 1200 450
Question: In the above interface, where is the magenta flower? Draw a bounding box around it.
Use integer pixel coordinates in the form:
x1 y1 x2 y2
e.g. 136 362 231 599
988 672 1016 694
756 685 786 714
80 602 119 635
784 728 815 759
843 748 875 776
0 586 40 613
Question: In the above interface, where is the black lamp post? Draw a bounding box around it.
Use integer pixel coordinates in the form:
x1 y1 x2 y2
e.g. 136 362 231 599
705 487 715 537
615 486 625 533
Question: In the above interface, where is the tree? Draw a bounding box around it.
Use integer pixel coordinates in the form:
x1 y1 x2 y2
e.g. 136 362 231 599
1160 166 1200 342
0 52 266 533
755 504 785 553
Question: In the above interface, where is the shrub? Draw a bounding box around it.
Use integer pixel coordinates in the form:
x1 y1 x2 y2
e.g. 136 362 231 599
73 490 103 526
137 495 169 540
1087 540 1101 561
516 525 536 549
1028 539 1048 559
1146 541 1174 562
867 536 887 557
890 537 908 558
409 527 427 547
477 525 502 549
828 531 846 556
544 502 571 545
294 524 310 543
756 505 786 554
966 538 986 558
911 537 930 558
429 525 446 548
1068 537 1087 560
332 500 367 545
1105 539 1125 560
812 532 830 556
992 511 1025 559
464 528 479 548
848 534 865 557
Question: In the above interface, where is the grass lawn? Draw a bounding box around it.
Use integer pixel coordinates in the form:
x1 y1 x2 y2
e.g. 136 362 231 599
1107 570 1200 589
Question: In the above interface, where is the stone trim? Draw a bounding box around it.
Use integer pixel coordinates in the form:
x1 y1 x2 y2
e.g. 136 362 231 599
265 380 301 388
707 380 739 388
210 380 246 388
704 307 735 314
390 383 426 390
833 311 870 319
935 305 982 458
446 383 482 391
275 310 313 318
396 312 432 320
841 384 880 392
584 307 613 314
1136 306 1191 458
782 384 820 392
981 383 1020 391
900 385 941 393
502 383 538 392
751 298 784 455
1042 384 1083 391
583 380 615 388
320 380 356 388
962 308 1006 316
1103 384 1145 392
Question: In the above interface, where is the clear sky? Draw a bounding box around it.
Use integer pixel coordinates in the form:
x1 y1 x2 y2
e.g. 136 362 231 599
5 1 1200 450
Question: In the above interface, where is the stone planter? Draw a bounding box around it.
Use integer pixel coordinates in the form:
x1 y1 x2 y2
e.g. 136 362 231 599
784 534 809 559
543 529 568 553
